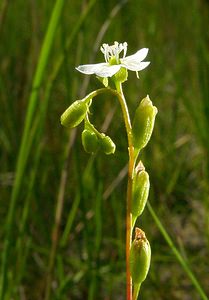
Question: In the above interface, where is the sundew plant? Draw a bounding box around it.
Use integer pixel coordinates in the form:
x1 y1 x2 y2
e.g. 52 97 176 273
61 41 157 300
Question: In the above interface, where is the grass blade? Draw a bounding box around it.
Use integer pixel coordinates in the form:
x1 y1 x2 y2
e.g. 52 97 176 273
0 0 65 298
147 202 208 300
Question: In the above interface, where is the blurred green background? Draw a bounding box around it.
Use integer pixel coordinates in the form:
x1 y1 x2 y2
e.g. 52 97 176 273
0 0 209 299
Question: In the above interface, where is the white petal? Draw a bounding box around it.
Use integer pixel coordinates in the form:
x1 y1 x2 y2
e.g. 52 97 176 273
120 48 150 72
76 63 107 75
137 61 150 71
121 48 149 65
121 61 150 72
94 64 121 77
76 63 121 77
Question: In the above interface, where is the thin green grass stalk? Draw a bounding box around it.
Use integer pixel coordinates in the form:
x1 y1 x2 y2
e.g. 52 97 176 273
60 193 81 247
0 70 12 153
94 182 103 252
15 140 43 286
5 237 31 300
111 193 124 260
56 273 73 299
55 255 77 300
15 238 31 299
0 0 8 32
195 13 209 247
44 130 76 300
88 183 103 300
44 0 96 93
57 255 65 281
74 147 94 278
14 90 51 278
44 27 85 300
0 0 65 298
147 201 208 300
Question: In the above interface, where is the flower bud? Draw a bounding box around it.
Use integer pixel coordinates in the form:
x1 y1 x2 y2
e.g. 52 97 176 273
61 100 88 128
132 95 157 152
132 166 150 225
82 129 99 154
130 228 151 285
99 134 116 155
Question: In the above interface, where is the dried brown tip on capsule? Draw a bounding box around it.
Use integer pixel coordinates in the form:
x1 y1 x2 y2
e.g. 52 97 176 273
135 161 145 174
130 227 151 285
135 227 146 240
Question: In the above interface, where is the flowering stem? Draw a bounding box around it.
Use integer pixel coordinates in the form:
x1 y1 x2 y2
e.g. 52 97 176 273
115 81 135 300
77 83 136 300
82 87 110 102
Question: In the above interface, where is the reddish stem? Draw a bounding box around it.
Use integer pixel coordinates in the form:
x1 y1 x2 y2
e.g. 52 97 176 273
126 193 132 299
126 146 134 300
114 82 135 300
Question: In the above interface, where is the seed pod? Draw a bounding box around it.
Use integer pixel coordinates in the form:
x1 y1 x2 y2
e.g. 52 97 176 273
99 134 116 155
132 168 150 222
132 95 157 152
130 228 151 285
82 129 99 154
60 100 88 128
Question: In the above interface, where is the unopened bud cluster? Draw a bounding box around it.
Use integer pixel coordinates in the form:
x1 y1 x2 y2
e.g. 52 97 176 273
82 125 115 155
60 96 115 155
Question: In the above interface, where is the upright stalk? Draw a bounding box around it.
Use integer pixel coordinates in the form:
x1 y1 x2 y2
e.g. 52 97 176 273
115 82 135 300
62 41 159 299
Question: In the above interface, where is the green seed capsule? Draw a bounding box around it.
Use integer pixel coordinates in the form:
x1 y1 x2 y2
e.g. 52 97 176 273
132 169 150 223
60 100 88 128
99 134 116 155
130 228 151 285
82 129 99 154
132 95 157 152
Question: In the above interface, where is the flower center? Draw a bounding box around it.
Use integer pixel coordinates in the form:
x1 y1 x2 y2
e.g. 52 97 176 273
100 41 128 65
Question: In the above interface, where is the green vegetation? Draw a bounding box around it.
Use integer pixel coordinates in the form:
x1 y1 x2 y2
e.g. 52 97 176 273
0 0 208 299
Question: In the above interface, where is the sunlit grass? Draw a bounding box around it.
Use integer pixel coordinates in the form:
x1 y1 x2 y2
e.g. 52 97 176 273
0 0 209 299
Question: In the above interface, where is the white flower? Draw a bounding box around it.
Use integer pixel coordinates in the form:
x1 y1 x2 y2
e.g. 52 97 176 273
76 42 150 78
